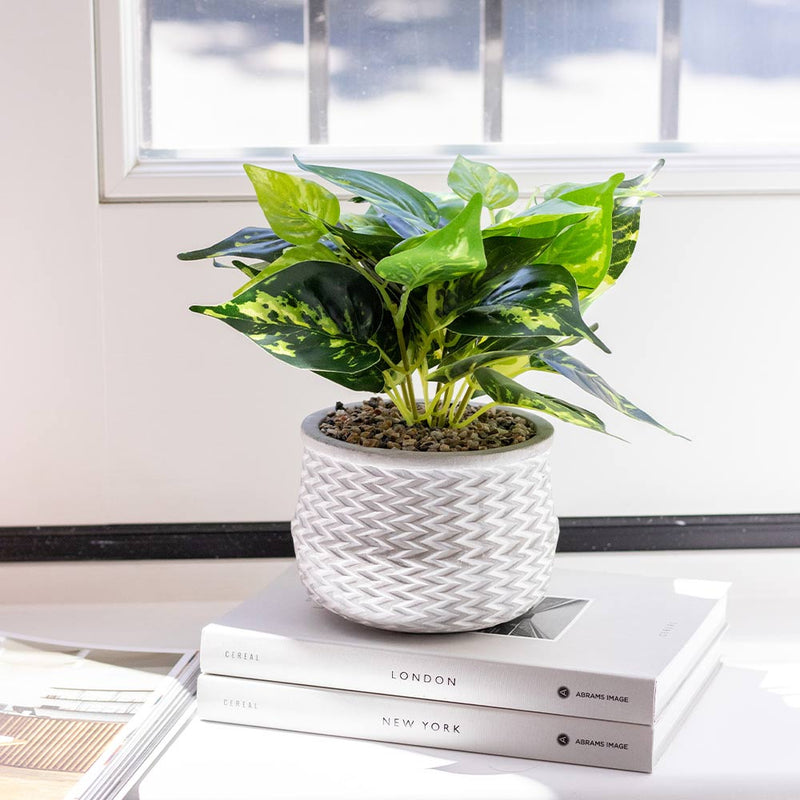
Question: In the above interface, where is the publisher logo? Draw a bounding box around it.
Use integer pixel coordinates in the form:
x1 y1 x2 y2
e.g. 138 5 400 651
557 733 570 747
557 686 570 699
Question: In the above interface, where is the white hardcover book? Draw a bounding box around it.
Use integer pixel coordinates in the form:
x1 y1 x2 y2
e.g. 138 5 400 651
196 633 722 773
200 567 728 724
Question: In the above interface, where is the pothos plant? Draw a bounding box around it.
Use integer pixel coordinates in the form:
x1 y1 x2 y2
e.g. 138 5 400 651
180 155 677 436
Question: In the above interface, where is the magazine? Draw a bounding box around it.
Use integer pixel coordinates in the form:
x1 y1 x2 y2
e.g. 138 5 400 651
0 631 198 800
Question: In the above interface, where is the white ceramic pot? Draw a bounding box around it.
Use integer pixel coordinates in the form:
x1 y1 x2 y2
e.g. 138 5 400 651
291 406 559 633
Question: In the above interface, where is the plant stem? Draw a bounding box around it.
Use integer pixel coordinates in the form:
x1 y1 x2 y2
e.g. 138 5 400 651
416 383 448 424
453 402 500 429
419 361 430 408
452 379 477 425
392 289 418 423
385 385 412 422
434 383 454 427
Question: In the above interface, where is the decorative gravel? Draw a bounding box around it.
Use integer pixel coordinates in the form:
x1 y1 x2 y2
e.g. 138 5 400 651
318 397 537 452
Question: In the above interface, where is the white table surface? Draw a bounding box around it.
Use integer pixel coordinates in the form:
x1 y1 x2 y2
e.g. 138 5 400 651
1 550 799 799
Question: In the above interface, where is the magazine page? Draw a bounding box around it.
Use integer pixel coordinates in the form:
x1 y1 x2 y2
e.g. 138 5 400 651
0 632 194 800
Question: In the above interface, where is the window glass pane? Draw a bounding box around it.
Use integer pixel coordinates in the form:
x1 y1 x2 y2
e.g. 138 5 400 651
145 0 306 153
503 0 659 144
681 0 800 143
327 0 481 146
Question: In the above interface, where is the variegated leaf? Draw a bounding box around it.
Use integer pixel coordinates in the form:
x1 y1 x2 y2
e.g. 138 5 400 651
448 155 518 209
474 368 612 435
608 159 665 283
294 157 439 233
177 227 289 264
483 198 597 240
449 264 609 353
226 260 263 279
538 349 685 437
540 173 624 293
233 243 340 297
429 350 530 383
244 164 340 246
376 194 486 288
190 261 385 373
417 234 560 330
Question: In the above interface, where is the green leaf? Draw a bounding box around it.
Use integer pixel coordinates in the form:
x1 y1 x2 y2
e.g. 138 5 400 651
483 198 597 240
233 243 340 297
449 264 609 352
481 331 589 353
243 164 340 246
482 235 559 276
447 155 518 210
540 173 625 292
426 192 467 225
294 156 439 233
474 368 612 435
429 350 532 383
177 227 290 263
538 349 685 437
190 261 385 373
375 194 486 289
338 212 399 238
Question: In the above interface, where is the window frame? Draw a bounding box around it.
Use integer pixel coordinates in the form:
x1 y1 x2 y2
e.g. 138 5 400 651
96 0 800 202
2 515 799 561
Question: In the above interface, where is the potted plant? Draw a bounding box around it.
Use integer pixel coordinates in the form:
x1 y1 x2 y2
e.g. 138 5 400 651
179 155 676 633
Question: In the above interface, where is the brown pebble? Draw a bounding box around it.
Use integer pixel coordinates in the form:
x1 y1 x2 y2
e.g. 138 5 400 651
319 399 536 452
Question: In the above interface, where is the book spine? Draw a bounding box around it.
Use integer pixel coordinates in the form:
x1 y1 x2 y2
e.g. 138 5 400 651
197 674 655 772
200 624 654 723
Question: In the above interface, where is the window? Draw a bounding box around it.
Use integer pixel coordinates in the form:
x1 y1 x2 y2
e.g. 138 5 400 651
97 0 800 199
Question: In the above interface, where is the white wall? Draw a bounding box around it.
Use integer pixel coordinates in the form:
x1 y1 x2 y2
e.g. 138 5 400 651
2 1 798 526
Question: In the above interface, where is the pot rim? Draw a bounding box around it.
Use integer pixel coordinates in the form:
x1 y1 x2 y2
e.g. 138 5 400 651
300 402 554 467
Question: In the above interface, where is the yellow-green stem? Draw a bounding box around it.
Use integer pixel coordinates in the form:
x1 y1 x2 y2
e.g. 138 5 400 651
452 379 477 425
453 402 501 429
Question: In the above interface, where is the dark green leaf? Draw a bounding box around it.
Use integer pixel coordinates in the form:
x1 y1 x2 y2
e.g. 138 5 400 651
474 368 612 435
482 235 558 277
243 164 340 245
323 223 401 264
190 261 385 373
375 194 486 288
447 155 518 209
294 156 439 232
481 332 585 353
538 349 685 437
483 198 597 240
178 227 289 263
449 264 609 352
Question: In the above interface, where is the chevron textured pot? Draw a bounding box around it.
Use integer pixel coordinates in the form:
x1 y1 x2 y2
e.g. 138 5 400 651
291 406 560 633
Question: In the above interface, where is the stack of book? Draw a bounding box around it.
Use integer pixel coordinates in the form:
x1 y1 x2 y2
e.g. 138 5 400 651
193 566 727 773
0 631 198 800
